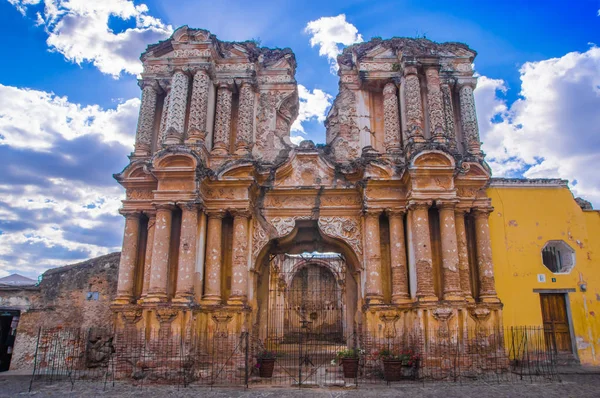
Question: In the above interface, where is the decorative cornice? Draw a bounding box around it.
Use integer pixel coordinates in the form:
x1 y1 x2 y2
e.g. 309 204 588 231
489 178 569 188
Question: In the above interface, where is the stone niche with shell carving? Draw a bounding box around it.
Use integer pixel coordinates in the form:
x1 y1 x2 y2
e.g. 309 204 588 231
113 27 502 345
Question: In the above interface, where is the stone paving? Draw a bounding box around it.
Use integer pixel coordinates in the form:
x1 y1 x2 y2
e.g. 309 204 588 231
2 374 600 398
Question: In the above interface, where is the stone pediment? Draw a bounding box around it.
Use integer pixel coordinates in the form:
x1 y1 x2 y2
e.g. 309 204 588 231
273 152 337 187
364 45 396 59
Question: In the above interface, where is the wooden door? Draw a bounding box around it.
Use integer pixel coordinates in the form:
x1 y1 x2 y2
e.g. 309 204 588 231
540 293 572 353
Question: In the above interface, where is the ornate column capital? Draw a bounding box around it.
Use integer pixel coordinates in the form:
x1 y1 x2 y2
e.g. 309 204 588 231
407 199 432 211
179 201 203 212
143 210 157 219
436 199 459 210
138 78 161 92
403 62 419 76
456 77 478 90
119 210 142 220
383 81 397 95
154 203 177 212
206 209 227 219
230 208 252 219
363 208 383 219
454 206 471 215
472 206 494 216
385 208 407 218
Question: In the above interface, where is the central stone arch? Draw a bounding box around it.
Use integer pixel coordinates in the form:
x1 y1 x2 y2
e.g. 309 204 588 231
251 219 363 343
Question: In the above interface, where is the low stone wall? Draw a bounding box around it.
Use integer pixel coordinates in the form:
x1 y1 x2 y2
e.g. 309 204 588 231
9 252 120 370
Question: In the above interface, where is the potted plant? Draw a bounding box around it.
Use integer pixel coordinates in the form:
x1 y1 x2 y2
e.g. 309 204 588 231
332 348 363 378
255 350 277 378
378 348 419 381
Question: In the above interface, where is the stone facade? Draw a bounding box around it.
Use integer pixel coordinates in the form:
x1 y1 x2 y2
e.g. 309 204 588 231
111 27 501 344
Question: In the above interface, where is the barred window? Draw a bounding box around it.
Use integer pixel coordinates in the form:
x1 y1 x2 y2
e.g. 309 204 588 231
542 241 575 274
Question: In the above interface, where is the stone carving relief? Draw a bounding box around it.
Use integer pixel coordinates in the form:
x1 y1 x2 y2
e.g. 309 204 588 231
173 49 211 58
383 82 401 152
165 71 189 138
252 219 269 262
325 88 361 162
403 72 424 141
264 195 315 208
126 189 153 200
318 216 363 256
441 83 456 147
215 63 255 71
145 64 169 74
257 75 293 84
459 84 480 155
359 62 394 71
213 86 233 152
187 70 210 139
135 83 158 151
157 90 170 145
425 68 446 141
268 216 311 238
236 84 255 151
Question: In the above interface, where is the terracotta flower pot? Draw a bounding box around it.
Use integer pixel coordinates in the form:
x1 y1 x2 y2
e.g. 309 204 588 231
258 358 275 378
341 357 359 378
382 359 403 382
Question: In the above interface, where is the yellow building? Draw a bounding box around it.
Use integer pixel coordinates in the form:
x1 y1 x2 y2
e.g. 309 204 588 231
489 178 600 365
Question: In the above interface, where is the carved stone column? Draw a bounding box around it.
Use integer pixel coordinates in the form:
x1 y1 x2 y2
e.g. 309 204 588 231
235 82 254 156
157 87 170 146
203 210 226 304
402 64 425 154
440 78 457 152
164 70 189 145
174 203 199 303
437 200 462 301
146 204 175 302
455 208 474 301
473 207 499 302
186 68 210 143
387 209 410 303
140 211 156 301
425 67 446 144
212 83 232 155
457 78 481 157
229 209 251 304
408 200 437 301
114 212 141 305
383 82 402 154
134 81 159 156
364 210 384 304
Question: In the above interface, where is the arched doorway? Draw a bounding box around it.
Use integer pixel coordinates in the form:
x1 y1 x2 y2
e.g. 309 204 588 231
267 254 345 343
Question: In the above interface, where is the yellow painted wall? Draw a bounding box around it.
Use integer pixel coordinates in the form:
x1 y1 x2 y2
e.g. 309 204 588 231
488 184 600 365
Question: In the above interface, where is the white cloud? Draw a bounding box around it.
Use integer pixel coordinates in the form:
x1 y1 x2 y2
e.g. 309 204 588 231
290 84 333 144
0 83 139 277
305 14 363 74
475 45 600 207
8 0 173 78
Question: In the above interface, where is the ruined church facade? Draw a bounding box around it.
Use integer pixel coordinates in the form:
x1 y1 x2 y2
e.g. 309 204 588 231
112 26 501 341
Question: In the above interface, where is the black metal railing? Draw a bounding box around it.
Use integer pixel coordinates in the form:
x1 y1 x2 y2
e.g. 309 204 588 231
28 325 560 392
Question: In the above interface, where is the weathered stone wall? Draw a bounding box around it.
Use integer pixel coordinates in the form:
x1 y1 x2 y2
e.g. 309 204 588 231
9 252 120 370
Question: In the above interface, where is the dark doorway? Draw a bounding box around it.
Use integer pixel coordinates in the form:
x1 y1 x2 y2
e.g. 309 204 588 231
0 310 20 372
540 293 573 354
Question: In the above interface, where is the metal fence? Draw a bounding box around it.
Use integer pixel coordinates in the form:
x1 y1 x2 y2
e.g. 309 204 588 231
28 325 561 392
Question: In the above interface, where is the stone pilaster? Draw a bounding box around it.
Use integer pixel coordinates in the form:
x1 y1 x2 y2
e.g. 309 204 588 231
140 212 156 301
212 83 232 155
186 68 210 144
440 78 457 152
134 80 159 156
203 210 226 304
457 78 481 158
387 209 410 303
229 209 251 304
157 87 170 146
402 64 425 154
235 83 254 156
145 204 175 303
364 209 384 304
425 67 446 144
408 200 437 301
473 207 499 302
173 202 199 303
164 70 189 145
455 208 474 301
437 201 462 301
383 82 402 154
114 212 141 305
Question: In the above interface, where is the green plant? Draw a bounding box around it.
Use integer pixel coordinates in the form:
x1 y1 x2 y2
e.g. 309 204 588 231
332 348 364 365
256 350 277 360
377 348 419 366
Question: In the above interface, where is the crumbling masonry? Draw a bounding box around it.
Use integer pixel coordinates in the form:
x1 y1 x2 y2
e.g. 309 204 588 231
112 26 502 344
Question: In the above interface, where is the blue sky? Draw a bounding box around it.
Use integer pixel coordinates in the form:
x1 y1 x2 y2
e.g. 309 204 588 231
1 0 599 278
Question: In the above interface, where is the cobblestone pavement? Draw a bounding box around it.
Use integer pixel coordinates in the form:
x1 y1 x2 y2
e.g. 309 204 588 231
2 374 600 397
